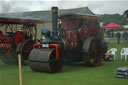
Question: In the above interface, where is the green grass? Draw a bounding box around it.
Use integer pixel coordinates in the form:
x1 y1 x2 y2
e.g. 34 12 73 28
0 43 128 85
108 42 126 52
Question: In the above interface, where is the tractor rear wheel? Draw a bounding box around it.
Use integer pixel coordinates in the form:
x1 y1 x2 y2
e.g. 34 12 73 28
83 37 103 66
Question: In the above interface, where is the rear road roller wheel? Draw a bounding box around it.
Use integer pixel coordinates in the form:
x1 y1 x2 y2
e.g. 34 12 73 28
16 40 34 64
29 48 64 73
83 37 103 66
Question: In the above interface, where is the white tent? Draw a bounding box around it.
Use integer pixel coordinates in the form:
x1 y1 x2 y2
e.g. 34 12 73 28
123 25 128 29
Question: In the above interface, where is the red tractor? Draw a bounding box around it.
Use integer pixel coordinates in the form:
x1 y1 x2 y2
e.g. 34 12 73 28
29 7 107 73
0 17 43 64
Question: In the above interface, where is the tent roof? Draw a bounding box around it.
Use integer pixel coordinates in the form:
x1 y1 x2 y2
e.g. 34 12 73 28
103 22 124 29
123 25 128 29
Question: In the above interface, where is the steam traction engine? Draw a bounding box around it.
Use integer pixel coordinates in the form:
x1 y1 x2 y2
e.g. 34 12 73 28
29 7 105 72
0 17 43 64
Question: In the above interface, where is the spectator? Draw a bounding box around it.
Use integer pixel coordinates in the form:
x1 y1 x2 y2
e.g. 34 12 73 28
107 30 110 37
116 32 121 44
123 31 128 43
111 30 114 37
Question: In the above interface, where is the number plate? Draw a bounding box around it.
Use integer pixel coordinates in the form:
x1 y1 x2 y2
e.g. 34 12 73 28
42 44 49 48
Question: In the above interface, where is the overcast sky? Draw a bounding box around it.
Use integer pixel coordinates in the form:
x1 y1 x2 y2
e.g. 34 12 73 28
0 0 128 15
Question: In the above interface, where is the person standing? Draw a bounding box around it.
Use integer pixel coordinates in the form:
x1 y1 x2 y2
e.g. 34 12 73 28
123 31 128 46
111 30 114 37
116 32 121 44
107 30 110 37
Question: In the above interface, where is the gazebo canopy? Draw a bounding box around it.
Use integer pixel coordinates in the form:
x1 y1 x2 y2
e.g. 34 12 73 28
103 22 124 29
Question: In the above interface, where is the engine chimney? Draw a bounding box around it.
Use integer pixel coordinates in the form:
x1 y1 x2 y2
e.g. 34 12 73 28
52 7 58 39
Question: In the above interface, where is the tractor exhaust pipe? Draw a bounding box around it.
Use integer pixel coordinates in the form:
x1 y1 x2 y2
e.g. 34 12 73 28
52 7 58 39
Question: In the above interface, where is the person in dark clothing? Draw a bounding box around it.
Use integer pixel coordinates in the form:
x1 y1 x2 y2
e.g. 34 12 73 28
123 31 128 43
116 32 121 44
107 30 110 37
111 30 114 37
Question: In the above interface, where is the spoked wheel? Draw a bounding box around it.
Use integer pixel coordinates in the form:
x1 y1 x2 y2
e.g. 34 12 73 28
83 37 103 66
0 48 17 64
16 40 34 64
29 48 64 73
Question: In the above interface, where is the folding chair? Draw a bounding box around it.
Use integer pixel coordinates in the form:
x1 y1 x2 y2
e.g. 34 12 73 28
120 48 128 62
106 48 117 61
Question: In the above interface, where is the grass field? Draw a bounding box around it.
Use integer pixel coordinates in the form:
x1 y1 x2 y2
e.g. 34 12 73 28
0 42 128 85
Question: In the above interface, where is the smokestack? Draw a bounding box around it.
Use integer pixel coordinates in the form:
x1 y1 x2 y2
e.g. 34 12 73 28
52 7 58 39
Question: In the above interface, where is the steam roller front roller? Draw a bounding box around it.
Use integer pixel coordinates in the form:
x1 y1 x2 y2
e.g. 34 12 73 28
29 48 64 73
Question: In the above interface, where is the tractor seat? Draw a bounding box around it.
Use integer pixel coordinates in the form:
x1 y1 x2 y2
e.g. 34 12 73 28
6 32 14 35
5 32 15 37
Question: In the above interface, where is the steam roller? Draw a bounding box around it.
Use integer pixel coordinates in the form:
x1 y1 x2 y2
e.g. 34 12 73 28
29 7 107 73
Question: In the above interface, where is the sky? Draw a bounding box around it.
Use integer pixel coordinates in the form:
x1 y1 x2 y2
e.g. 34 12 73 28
0 0 128 15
